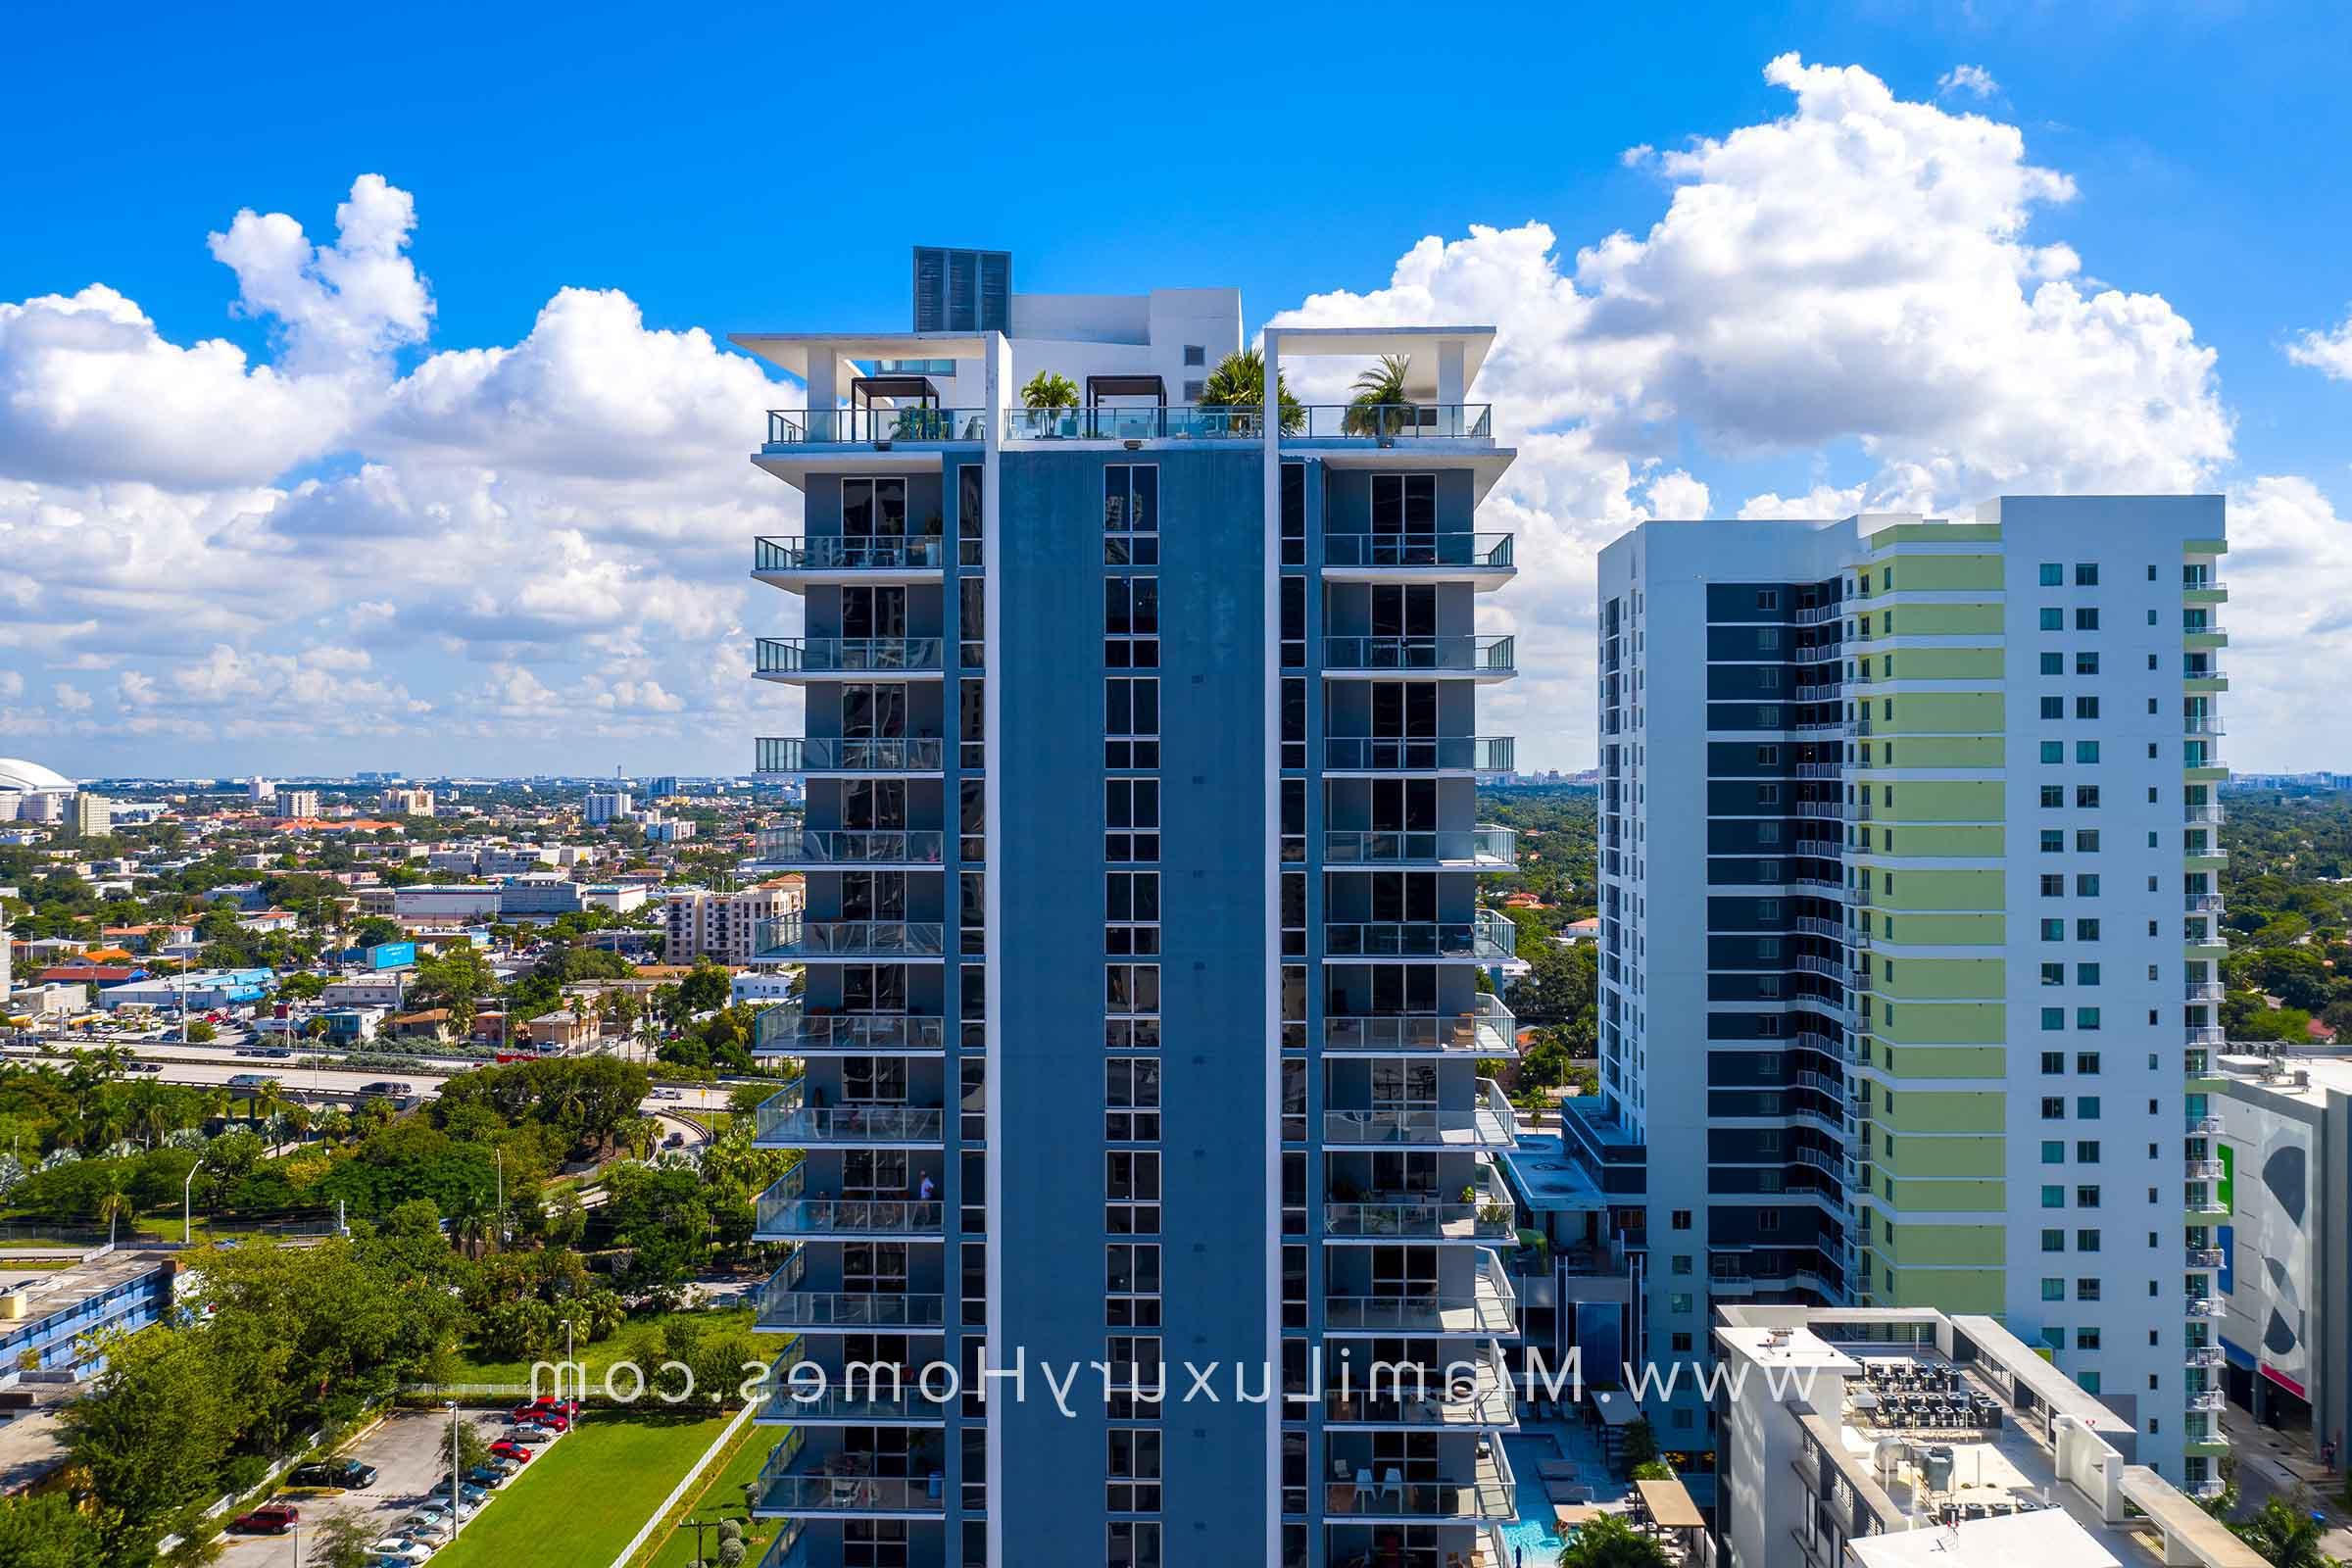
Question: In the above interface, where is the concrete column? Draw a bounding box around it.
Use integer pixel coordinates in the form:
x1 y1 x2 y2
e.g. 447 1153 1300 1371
805 344 837 440
1437 338 1466 434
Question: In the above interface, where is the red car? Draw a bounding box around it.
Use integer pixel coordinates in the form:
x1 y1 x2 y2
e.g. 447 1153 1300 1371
507 1406 569 1432
231 1503 299 1535
529 1396 578 1415
487 1441 536 1464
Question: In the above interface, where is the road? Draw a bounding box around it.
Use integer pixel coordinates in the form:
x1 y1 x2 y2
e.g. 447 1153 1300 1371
2219 1404 2352 1556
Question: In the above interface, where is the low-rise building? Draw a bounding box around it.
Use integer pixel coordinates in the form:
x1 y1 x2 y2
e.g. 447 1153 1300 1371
319 975 408 1008
1712 1303 2264 1568
95 967 274 1011
578 883 648 914
730 970 797 1005
2212 1050 2352 1463
523 1009 598 1052
498 875 582 919
663 877 804 966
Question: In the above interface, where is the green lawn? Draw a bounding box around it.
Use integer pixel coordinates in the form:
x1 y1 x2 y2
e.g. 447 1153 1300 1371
631 1414 784 1568
432 1410 732 1568
443 1306 755 1387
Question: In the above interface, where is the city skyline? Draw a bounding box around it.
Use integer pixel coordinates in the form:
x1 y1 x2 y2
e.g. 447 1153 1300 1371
6 10 2352 777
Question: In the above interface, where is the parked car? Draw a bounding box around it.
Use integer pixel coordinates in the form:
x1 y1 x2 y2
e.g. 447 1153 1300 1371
230 1504 299 1535
507 1405 569 1431
290 1457 379 1490
427 1479 491 1507
496 1426 550 1446
466 1463 514 1487
396 1511 456 1541
368 1540 437 1565
487 1440 537 1463
526 1395 579 1415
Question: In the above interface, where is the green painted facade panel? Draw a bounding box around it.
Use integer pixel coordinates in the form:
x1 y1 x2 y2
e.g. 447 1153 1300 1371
1879 1090 2005 1133
1877 956 2006 1000
1875 823 2005 858
1882 1224 2005 1266
1879 1044 2007 1079
1878 1001 2004 1044
1876 868 2004 910
1864 737 2005 768
1866 603 2003 637
1871 912 2004 946
1869 555 2005 593
1877 647 2006 681
1881 693 2005 734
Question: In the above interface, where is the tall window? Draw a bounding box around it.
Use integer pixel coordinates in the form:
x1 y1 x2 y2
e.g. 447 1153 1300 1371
1104 465 1159 565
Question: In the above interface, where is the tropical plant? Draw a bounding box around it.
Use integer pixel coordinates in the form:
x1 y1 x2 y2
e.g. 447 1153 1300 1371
1342 353 1413 435
1558 1513 1671 1567
1198 349 1303 433
1020 369 1079 411
2229 1492 2338 1567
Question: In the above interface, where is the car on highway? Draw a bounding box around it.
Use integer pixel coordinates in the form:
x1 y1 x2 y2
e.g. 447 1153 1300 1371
225 1072 271 1088
289 1457 380 1490
359 1081 416 1097
650 1087 683 1102
229 1503 300 1535
662 1131 686 1148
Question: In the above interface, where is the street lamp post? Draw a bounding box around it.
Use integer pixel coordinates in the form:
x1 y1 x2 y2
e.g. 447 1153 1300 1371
183 1162 198 1246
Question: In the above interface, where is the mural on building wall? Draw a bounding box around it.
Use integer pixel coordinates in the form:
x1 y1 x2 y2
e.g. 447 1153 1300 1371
2223 1109 2313 1399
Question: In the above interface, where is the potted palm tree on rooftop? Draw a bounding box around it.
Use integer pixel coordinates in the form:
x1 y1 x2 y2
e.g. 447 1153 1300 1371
1342 353 1413 437
1020 369 1079 438
1197 349 1303 435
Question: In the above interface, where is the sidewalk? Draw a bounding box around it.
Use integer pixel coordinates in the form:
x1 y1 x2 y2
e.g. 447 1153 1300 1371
2219 1405 2352 1557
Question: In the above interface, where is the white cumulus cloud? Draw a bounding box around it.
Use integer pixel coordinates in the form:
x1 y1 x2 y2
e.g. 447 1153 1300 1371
2284 311 2352 380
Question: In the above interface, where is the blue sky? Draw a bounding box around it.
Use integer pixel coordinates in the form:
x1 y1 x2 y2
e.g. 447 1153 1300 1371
2 0 2347 776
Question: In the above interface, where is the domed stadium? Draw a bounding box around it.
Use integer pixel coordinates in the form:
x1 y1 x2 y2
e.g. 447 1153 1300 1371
0 759 76 793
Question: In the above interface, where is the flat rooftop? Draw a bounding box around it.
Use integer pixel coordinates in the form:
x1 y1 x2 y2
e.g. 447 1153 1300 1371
0 1248 173 1325
1496 1133 1611 1212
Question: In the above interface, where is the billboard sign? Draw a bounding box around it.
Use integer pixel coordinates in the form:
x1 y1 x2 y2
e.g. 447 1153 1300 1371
368 941 417 970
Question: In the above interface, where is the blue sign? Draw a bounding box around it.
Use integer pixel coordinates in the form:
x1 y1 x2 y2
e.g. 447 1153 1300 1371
368 941 417 970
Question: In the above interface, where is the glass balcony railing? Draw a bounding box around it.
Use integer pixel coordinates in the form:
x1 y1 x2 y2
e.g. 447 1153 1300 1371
755 919 947 959
1290 404 1494 440
754 1468 946 1515
755 536 947 573
755 1084 947 1146
764 407 984 445
755 1273 946 1331
1321 533 1515 570
1323 826 1517 867
1320 1444 1515 1521
755 829 946 866
1323 635 1515 675
756 737 946 774
750 1355 952 1423
1003 404 1267 440
754 1009 946 1054
1324 1166 1516 1241
1324 908 1518 961
1322 1345 1515 1428
1323 736 1515 772
1325 1080 1518 1147
1325 1250 1517 1335
1323 996 1516 1055
756 638 943 676
755 1197 946 1239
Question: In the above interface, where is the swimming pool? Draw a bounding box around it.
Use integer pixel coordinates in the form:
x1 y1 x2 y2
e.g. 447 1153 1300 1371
1494 1433 1570 1565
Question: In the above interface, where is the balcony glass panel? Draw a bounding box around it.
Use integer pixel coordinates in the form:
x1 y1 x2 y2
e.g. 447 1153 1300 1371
755 536 947 572
756 638 943 675
764 408 984 445
757 737 946 773
1290 404 1494 439
1322 635 1515 674
1322 533 1514 569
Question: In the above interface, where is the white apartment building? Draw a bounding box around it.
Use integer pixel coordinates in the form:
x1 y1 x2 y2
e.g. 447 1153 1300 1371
273 790 321 818
320 975 408 1008
1589 498 2230 1493
662 878 803 965
379 788 435 816
248 776 275 804
584 792 633 825
1711 1304 2261 1568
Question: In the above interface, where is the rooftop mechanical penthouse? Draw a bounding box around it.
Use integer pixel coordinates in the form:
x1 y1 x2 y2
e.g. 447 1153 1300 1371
734 248 1527 1568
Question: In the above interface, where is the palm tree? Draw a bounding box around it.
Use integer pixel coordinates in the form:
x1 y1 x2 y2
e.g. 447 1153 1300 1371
247 1077 287 1131
1020 369 1078 411
2230 1494 2334 1567
1198 350 1304 434
1342 353 1413 435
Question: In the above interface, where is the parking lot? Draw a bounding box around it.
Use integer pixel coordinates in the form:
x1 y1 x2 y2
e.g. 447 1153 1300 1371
214 1408 521 1567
